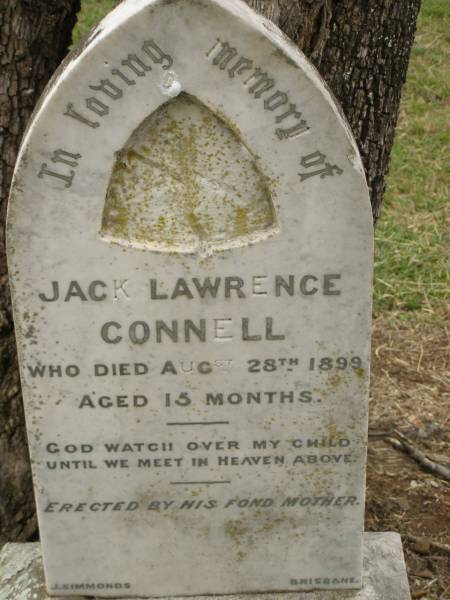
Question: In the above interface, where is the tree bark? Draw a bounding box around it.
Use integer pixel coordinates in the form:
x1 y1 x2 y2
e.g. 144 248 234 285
0 0 80 547
247 0 421 221
0 0 421 546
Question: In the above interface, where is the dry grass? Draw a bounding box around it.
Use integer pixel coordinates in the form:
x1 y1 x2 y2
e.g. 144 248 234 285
374 0 449 321
368 315 450 600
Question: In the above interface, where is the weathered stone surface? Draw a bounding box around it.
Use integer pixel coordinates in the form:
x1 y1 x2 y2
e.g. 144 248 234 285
0 535 411 600
102 93 276 253
7 0 373 597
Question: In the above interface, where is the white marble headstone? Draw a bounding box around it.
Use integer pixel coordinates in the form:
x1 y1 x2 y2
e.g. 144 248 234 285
7 0 373 597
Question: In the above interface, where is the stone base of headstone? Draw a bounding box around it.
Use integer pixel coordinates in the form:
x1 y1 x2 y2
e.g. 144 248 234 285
0 533 410 600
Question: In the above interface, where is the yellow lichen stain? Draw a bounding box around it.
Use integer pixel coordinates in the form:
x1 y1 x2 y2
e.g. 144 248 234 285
327 422 339 441
101 93 277 253
325 422 348 446
235 207 248 236
225 518 250 546
355 367 365 380
328 372 342 389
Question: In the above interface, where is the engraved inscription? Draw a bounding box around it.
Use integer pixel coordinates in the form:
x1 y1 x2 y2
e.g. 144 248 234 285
299 151 343 182
206 41 344 177
64 40 173 129
207 39 309 140
38 149 82 188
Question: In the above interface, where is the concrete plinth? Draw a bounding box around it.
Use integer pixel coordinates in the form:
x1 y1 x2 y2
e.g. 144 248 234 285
0 533 410 600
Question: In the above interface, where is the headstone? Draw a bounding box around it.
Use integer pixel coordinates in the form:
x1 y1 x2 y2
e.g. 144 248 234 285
7 0 374 597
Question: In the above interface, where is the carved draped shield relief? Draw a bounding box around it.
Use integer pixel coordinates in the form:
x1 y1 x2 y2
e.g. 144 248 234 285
102 94 276 253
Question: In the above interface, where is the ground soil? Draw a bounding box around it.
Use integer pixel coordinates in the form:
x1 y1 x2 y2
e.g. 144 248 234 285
367 314 450 600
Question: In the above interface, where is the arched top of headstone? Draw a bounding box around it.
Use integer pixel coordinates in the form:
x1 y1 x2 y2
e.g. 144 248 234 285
8 0 371 262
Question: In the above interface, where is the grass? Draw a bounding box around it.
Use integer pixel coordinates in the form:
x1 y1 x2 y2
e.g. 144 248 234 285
72 1 449 322
374 0 449 320
72 0 116 44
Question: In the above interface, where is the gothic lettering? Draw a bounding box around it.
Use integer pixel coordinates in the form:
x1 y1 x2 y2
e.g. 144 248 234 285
299 151 344 182
207 38 310 141
142 40 173 70
89 79 123 100
63 40 173 129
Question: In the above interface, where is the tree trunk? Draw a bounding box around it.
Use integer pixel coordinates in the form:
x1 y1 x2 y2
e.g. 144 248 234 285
0 0 421 546
0 0 80 547
247 0 421 221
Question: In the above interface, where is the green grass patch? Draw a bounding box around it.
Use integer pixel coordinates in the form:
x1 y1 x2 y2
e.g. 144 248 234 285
374 0 449 320
72 0 116 44
421 0 450 19
72 0 449 322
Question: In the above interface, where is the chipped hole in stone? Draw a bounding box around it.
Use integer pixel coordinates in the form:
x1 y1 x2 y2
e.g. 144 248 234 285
101 93 278 255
